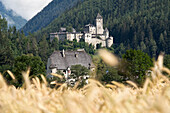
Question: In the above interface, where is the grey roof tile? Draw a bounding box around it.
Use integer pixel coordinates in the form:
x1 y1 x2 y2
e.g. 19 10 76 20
50 50 95 70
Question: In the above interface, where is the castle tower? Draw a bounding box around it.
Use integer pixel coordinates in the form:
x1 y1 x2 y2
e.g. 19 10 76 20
104 28 109 38
106 36 113 47
96 13 104 35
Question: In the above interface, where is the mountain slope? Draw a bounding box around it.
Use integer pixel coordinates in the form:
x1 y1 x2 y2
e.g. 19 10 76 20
21 0 83 35
35 0 169 56
0 1 27 29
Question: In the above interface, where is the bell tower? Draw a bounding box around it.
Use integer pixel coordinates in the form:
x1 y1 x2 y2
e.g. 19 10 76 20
96 13 104 35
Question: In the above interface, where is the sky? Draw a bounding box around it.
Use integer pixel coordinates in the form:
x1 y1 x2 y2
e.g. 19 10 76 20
0 0 53 20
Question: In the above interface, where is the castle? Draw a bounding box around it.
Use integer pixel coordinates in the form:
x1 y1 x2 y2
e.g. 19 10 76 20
50 13 113 48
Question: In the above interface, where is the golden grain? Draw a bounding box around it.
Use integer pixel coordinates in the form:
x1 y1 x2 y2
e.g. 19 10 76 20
0 54 169 113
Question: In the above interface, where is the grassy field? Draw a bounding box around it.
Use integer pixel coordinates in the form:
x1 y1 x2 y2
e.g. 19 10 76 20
0 50 170 113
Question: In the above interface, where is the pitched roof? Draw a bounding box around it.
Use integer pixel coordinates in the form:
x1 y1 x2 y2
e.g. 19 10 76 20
96 13 103 19
49 50 95 70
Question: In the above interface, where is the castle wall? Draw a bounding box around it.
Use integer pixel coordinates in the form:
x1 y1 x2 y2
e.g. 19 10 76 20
50 33 58 42
87 38 106 49
89 26 96 34
67 33 75 41
75 33 83 42
84 33 92 42
104 30 109 38
99 35 106 40
58 34 67 41
106 37 114 47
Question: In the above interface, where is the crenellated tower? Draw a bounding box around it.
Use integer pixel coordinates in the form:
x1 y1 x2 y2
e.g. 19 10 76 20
96 13 104 35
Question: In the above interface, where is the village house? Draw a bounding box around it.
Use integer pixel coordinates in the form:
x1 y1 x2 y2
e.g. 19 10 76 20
46 49 95 79
50 13 113 48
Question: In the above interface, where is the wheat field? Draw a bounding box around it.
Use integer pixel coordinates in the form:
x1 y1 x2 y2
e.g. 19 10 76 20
0 50 170 113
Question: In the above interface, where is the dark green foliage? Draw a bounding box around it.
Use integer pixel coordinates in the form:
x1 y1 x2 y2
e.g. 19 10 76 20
38 35 50 64
51 38 59 51
70 64 89 87
93 55 122 83
95 59 107 81
12 54 45 86
119 49 153 85
0 16 14 72
164 54 170 69
57 39 95 55
71 65 89 77
102 67 123 83
114 43 126 57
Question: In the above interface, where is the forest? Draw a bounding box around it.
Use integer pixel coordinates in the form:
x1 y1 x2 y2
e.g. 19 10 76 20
33 0 169 57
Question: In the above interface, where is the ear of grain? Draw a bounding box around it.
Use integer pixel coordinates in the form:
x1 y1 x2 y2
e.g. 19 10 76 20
98 49 119 66
0 73 7 88
50 81 57 85
157 53 164 70
111 81 125 88
162 67 170 75
143 78 151 94
7 70 15 80
126 80 138 89
73 81 80 89
35 77 41 90
106 84 117 89
22 68 31 89
40 74 47 85
51 73 63 79
32 78 38 87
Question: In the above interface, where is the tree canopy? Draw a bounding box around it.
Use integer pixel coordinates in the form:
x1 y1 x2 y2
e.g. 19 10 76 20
12 54 45 86
71 64 89 77
119 49 153 84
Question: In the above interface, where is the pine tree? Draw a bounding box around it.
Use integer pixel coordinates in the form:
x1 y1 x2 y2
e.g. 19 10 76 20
51 37 59 51
158 33 165 52
140 41 147 52
150 38 157 57
38 35 49 64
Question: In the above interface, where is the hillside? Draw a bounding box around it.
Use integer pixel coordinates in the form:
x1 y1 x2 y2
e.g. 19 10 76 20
35 0 169 56
0 1 27 29
21 0 84 35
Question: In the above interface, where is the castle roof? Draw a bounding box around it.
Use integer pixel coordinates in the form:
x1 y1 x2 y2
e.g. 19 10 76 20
60 27 66 32
96 13 103 19
85 24 95 27
105 28 109 31
49 50 95 70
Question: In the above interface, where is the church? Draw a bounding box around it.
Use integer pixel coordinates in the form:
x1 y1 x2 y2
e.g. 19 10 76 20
50 13 113 48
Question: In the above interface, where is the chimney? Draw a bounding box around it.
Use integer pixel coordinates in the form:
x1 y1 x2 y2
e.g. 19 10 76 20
62 49 65 57
75 54 78 58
